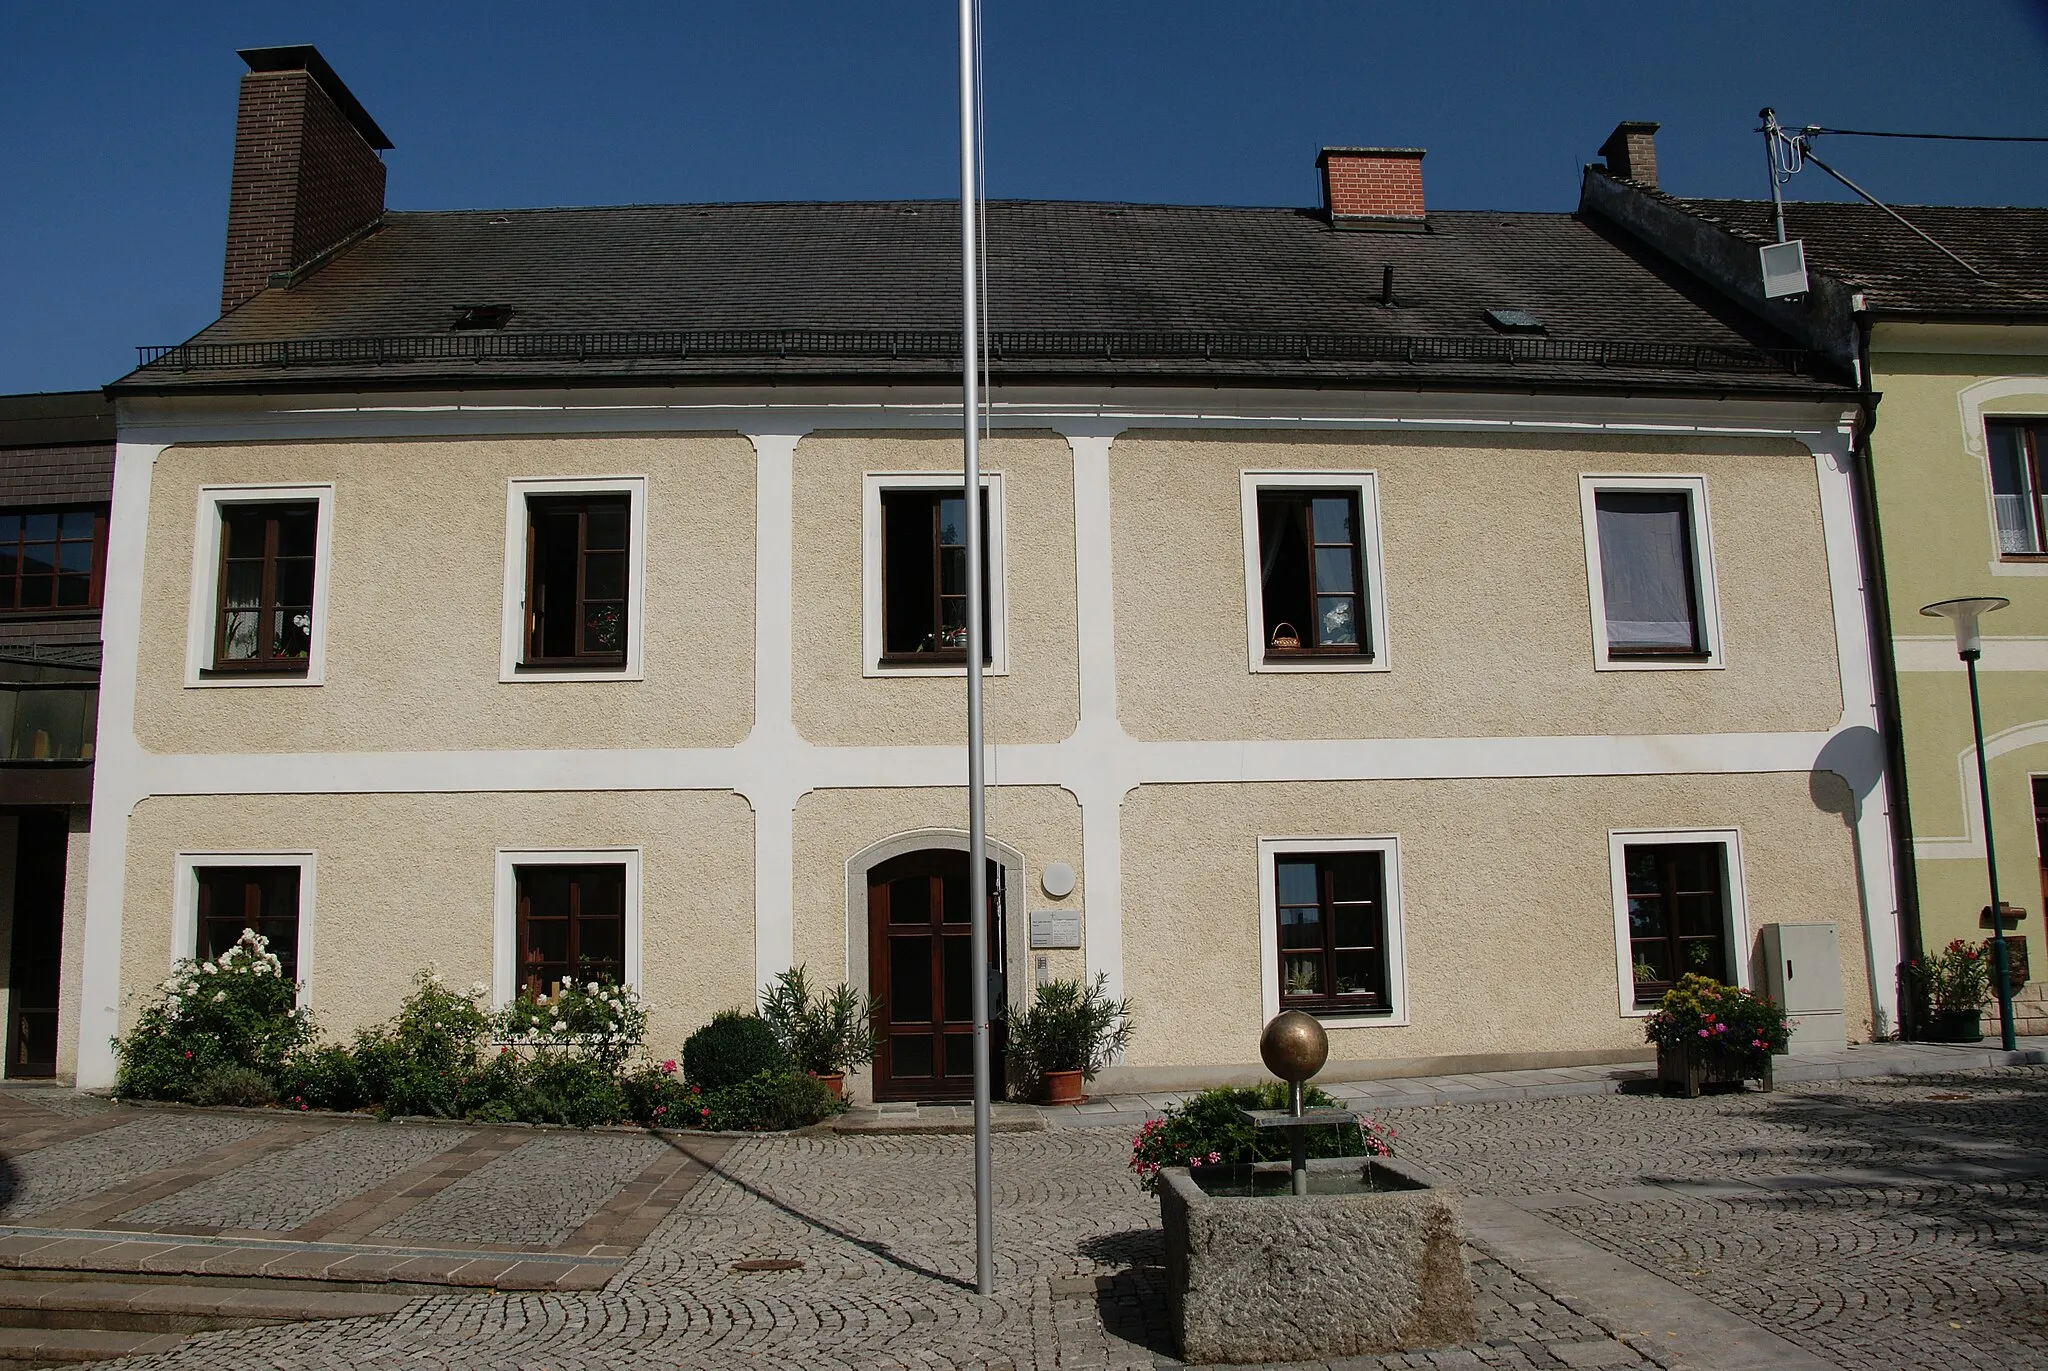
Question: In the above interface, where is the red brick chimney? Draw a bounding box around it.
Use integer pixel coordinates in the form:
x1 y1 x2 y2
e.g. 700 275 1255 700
1598 121 1660 188
220 46 392 315
1316 147 1426 229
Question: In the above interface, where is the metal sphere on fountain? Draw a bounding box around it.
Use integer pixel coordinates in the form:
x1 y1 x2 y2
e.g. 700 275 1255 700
1258 1010 1329 1084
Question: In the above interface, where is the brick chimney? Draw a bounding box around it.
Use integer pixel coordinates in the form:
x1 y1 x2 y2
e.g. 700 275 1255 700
220 46 392 315
1316 147 1426 229
1597 121 1660 188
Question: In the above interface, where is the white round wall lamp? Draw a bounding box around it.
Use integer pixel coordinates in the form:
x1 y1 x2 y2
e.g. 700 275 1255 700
1040 861 1076 899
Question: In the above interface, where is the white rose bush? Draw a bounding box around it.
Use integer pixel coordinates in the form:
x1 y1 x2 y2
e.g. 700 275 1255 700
113 929 315 1101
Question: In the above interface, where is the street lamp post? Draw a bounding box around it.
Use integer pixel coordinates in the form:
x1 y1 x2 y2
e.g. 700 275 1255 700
1919 596 2016 1050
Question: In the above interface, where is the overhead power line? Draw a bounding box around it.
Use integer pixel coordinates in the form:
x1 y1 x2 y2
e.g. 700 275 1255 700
1808 127 2048 143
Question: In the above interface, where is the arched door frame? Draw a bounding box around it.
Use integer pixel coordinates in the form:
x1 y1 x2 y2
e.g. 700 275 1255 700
844 828 1029 1020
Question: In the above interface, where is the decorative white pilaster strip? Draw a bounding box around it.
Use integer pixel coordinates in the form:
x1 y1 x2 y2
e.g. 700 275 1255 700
740 432 807 992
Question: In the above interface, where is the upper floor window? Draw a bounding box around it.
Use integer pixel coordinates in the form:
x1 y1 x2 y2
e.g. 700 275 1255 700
0 507 105 612
1580 476 1722 670
1239 472 1389 673
214 502 317 673
863 474 1007 676
1987 419 2047 558
525 494 630 667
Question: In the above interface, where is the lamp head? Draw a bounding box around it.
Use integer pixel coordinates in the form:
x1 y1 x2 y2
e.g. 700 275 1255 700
1920 596 2009 659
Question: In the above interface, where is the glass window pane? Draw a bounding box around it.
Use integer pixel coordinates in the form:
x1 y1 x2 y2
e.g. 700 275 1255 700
275 558 314 608
940 546 966 596
1631 942 1669 984
1597 492 1699 651
224 561 262 609
940 869 970 923
1987 425 2042 554
1626 894 1665 938
21 513 56 542
20 544 53 578
1333 902 1378 949
220 610 258 660
1317 596 1357 645
585 501 628 552
582 604 625 654
888 875 929 925
58 511 95 539
0 514 17 541
938 596 967 648
222 508 267 558
272 609 310 659
578 866 624 916
14 690 85 760
1326 853 1380 904
526 918 570 968
942 935 972 1022
1278 906 1322 949
1313 546 1354 594
1276 860 1317 905
1669 844 1719 892
1332 949 1380 997
576 917 623 975
58 571 92 604
1680 938 1723 977
944 1033 973 1077
1311 497 1354 546
18 576 52 609
583 551 624 601
891 1034 933 1078
938 497 965 547
1623 847 1662 895
889 937 933 1023
275 507 318 558
1675 894 1720 938
520 868 573 919
1282 954 1323 997
56 541 91 574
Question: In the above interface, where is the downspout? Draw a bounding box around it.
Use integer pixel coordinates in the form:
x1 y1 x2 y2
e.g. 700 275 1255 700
1846 309 1925 1036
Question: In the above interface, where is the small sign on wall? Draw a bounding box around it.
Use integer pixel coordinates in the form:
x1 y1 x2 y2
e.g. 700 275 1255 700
1030 907 1082 949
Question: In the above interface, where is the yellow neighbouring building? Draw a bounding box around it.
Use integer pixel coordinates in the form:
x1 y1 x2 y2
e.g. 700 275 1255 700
1586 127 2048 1036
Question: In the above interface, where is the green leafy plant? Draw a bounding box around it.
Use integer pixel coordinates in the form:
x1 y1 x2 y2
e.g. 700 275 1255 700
353 970 492 1118
622 1058 712 1128
521 1052 629 1127
278 1044 369 1113
1005 973 1132 1094
1128 1084 1393 1194
1642 973 1789 1072
495 981 649 1072
758 966 878 1076
705 1068 843 1130
1909 939 1992 1014
683 1010 790 1091
187 1064 280 1108
113 929 314 1101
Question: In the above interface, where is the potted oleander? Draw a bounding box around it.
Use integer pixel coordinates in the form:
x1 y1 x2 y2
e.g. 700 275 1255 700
1910 939 1991 1043
1005 973 1133 1105
1644 974 1788 1097
759 965 878 1099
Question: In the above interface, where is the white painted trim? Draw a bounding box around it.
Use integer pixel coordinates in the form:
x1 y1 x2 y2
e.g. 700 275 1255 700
171 851 316 1004
1237 471 1391 673
1954 380 2048 566
497 476 648 682
1256 836 1407 1028
742 432 806 992
841 829 1030 1015
1911 719 2048 859
1578 474 1723 670
1606 828 1750 1018
183 484 335 688
1893 636 2048 671
491 848 643 1009
860 471 1009 676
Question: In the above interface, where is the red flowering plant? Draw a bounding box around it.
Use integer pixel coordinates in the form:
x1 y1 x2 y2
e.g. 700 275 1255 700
1642 973 1788 1072
1908 939 1991 1014
1128 1084 1392 1195
622 1057 712 1128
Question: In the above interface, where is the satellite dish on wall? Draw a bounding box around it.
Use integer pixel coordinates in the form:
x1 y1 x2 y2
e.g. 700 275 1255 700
1760 239 1809 299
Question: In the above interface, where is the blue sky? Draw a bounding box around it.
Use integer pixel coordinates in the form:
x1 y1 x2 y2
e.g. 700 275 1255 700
4 1 2046 395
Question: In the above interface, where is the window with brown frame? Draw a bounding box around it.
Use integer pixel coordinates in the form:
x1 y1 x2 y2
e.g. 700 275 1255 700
1257 490 1368 658
515 864 626 997
1623 842 1729 1005
0 507 105 613
880 487 990 665
1593 491 1705 656
1988 420 2048 558
213 502 317 673
1274 851 1390 1014
194 866 301 982
524 495 629 667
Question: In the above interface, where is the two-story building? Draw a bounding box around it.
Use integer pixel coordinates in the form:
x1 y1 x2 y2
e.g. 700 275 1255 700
1582 130 2048 1033
74 50 1899 1094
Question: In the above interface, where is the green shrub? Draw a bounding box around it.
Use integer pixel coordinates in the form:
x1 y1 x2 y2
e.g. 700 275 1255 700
363 970 492 1117
495 982 649 1072
522 1053 628 1127
1128 1084 1392 1193
1909 940 1993 1014
622 1058 710 1128
758 966 878 1075
278 1044 368 1112
683 1011 789 1091
705 1069 841 1131
187 1064 278 1108
1005 973 1132 1097
114 930 315 1101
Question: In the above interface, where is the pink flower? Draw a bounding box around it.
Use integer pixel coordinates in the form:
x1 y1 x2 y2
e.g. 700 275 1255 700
1698 1028 1710 1038
661 1059 679 1075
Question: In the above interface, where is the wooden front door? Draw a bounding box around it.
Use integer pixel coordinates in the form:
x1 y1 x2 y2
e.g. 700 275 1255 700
868 849 1003 1102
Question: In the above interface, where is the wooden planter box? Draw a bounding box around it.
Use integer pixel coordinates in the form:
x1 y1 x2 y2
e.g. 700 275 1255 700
1657 1042 1774 1098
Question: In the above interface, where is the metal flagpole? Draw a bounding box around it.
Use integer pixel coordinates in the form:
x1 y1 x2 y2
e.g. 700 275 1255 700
956 0 995 1298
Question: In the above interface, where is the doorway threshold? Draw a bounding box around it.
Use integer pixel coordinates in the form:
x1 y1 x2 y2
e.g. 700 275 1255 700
831 1101 1044 1135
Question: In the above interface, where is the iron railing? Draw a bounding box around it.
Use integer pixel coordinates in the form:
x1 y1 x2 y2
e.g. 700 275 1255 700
135 329 1811 376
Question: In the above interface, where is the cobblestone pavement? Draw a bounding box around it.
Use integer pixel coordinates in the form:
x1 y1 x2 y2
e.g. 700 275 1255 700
120 1123 468 1232
372 1133 666 1248
0 1113 270 1221
0 1066 2040 1368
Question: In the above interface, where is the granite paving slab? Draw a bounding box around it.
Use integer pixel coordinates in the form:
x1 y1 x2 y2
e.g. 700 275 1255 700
0 1114 272 1222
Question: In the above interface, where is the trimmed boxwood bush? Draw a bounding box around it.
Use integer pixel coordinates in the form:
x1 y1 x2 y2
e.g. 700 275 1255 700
683 1011 789 1091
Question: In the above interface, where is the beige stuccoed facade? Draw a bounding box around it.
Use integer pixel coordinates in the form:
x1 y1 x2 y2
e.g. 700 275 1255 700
72 388 1902 1091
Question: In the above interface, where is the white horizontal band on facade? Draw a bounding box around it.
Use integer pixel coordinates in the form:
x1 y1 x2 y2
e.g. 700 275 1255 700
74 387 1901 1087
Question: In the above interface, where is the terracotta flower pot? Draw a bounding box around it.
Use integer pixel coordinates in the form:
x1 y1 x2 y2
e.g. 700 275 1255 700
809 1071 845 1099
1040 1069 1086 1106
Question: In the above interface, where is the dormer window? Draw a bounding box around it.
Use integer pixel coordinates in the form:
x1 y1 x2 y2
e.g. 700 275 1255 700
453 305 514 331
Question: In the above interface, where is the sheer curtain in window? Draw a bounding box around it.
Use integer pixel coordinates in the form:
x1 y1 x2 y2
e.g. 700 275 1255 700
1596 492 1700 652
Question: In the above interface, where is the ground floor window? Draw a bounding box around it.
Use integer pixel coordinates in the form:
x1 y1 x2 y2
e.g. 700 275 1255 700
193 865 302 982
1613 834 1741 1009
1259 837 1405 1024
514 863 626 997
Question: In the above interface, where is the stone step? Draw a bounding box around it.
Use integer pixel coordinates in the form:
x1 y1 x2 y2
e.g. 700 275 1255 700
0 1325 187 1367
0 1277 413 1333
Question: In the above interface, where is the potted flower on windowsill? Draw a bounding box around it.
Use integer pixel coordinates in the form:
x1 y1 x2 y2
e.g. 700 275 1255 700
1644 973 1788 1098
1909 939 1991 1043
759 965 879 1098
1005 973 1133 1105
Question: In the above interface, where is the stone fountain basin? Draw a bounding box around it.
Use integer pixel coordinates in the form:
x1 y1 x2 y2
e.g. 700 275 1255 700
1157 1155 1475 1364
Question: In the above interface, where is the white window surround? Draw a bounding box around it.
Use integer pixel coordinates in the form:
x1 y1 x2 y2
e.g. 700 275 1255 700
498 476 649 682
171 851 317 1002
1607 827 1751 1018
183 484 336 688
1256 836 1408 1028
1578 474 1724 671
492 848 643 1009
861 471 1009 677
1239 471 1392 674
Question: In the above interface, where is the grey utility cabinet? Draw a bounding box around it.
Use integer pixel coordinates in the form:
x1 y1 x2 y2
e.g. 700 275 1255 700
1759 922 1845 1055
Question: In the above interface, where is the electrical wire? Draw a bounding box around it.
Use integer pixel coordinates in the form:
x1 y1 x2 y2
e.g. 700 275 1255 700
1809 127 2048 143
